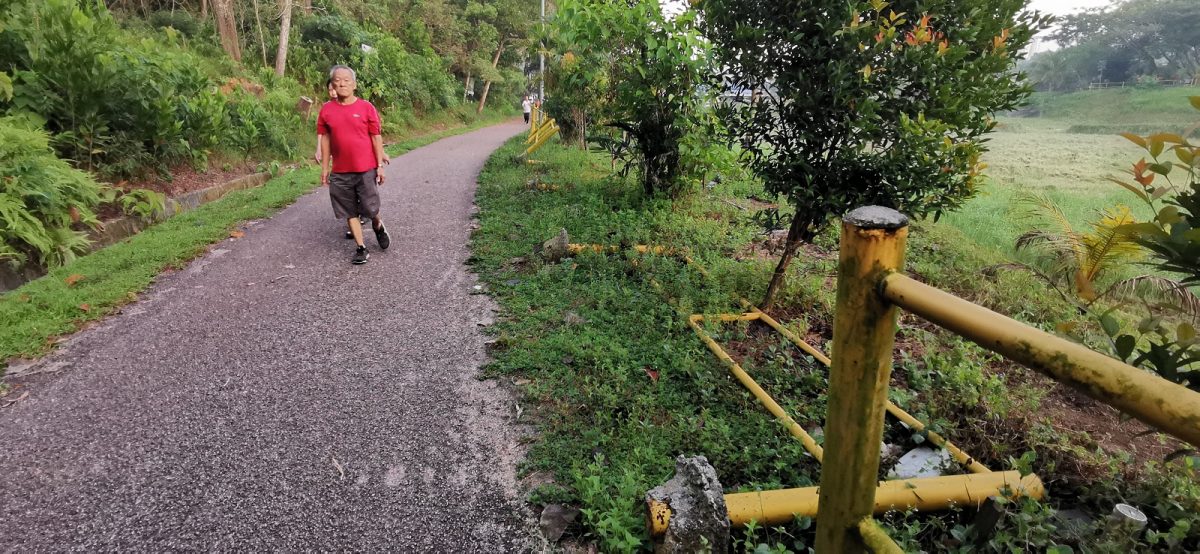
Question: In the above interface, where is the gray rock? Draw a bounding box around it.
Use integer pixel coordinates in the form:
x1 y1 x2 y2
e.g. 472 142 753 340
886 447 955 479
646 455 729 554
539 504 580 543
563 311 587 326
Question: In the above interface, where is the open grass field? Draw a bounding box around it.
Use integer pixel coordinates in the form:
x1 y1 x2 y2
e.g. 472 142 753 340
940 86 1200 261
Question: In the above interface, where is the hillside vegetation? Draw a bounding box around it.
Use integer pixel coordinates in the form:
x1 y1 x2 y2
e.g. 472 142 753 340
0 0 535 271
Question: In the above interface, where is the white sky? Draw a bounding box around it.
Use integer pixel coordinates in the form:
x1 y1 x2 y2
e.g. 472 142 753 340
1028 0 1112 16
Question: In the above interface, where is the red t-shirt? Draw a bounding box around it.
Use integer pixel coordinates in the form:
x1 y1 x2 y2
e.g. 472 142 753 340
316 98 382 173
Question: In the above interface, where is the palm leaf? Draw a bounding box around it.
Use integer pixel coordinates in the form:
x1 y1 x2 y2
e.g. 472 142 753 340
1108 275 1200 319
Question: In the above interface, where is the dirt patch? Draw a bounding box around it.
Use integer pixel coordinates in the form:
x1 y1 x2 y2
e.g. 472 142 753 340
1031 374 1186 466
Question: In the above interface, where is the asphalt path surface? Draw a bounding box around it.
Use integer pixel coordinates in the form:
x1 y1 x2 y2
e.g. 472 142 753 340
1 121 538 551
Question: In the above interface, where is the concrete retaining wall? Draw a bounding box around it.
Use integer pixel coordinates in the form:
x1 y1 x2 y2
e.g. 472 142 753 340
1 172 271 292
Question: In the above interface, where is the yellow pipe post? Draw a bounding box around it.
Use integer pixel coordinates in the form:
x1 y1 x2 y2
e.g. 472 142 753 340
816 207 910 554
687 315 825 461
725 470 1043 527
880 273 1200 447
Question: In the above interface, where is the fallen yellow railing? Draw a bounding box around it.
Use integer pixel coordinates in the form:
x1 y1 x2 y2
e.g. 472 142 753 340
564 240 1009 552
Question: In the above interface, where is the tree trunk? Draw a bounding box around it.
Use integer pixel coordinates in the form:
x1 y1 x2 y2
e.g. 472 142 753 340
201 0 208 19
476 39 506 114
274 0 292 77
253 0 268 66
463 71 472 103
212 0 242 62
301 0 312 15
761 210 816 310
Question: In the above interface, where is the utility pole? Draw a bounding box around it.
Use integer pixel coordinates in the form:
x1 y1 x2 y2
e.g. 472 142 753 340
539 0 545 102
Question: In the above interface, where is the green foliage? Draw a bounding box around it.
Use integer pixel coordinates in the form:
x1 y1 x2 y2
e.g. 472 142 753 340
700 0 1048 234
698 0 1049 306
574 459 648 552
0 117 104 267
0 0 305 178
146 9 202 38
1096 97 1200 390
551 0 718 197
355 31 456 113
1031 0 1200 90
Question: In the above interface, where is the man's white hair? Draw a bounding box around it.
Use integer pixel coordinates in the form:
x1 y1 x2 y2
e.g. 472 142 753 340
329 65 357 82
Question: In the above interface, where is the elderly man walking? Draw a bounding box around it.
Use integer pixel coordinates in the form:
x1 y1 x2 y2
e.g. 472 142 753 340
318 65 391 265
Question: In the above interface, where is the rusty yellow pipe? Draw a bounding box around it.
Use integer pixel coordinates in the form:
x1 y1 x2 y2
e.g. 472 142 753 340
524 127 558 156
524 120 558 153
566 244 675 256
725 470 1043 528
882 402 991 473
527 118 557 144
687 315 825 461
857 518 905 554
646 498 671 537
881 273 1200 447
741 301 833 365
741 301 990 474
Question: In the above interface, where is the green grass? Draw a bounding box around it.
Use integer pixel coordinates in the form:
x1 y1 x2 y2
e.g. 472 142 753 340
942 85 1200 265
0 111 516 371
942 117 1150 257
471 137 1199 551
1027 86 1200 127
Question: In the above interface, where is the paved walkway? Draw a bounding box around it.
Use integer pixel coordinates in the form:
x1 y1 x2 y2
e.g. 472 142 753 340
0 121 536 551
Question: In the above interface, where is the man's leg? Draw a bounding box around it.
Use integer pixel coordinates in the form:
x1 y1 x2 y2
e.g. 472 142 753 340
358 168 390 250
348 217 365 247
330 172 370 264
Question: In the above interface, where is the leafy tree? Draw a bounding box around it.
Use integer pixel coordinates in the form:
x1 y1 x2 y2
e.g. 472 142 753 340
698 0 1049 308
1046 0 1200 87
552 0 716 196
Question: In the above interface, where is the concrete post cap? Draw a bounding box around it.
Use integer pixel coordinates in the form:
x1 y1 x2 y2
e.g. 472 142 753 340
844 206 909 230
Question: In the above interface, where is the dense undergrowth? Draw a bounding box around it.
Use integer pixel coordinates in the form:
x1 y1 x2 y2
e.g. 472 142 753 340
471 138 1200 552
1 0 526 272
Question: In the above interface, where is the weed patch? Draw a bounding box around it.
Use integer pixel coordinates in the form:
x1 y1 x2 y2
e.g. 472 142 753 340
473 138 1200 551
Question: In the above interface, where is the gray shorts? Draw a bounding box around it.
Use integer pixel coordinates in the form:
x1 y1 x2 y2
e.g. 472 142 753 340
328 169 381 220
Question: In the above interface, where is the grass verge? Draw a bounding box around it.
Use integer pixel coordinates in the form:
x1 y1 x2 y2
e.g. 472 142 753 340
472 137 1200 551
0 111 517 372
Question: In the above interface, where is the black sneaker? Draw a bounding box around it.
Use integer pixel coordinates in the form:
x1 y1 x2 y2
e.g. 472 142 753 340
374 224 391 250
352 245 369 265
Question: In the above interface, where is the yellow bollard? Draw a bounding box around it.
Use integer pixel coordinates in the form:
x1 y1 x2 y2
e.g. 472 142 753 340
816 206 910 554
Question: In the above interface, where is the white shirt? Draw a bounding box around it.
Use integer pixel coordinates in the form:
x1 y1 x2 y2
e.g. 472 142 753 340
522 99 532 113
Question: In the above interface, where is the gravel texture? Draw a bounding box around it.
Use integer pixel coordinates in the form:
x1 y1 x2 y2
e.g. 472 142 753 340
0 121 538 552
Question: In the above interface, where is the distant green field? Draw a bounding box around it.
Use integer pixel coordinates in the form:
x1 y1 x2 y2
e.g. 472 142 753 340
939 86 1200 260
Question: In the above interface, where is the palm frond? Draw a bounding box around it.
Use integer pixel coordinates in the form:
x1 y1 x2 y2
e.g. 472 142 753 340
1107 275 1200 319
1081 206 1143 281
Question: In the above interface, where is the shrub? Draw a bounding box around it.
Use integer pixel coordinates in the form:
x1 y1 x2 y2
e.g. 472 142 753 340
147 10 201 38
0 117 105 268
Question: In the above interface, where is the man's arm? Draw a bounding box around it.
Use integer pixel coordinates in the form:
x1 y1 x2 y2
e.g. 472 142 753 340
372 134 387 185
320 134 332 186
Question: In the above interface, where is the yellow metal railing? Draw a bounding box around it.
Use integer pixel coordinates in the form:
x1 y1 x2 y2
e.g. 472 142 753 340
524 104 559 159
812 206 1200 552
563 216 1200 551
564 240 1034 552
